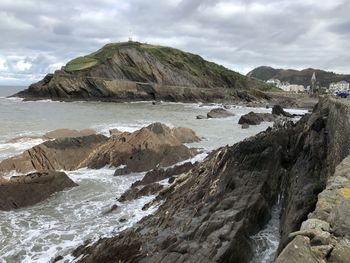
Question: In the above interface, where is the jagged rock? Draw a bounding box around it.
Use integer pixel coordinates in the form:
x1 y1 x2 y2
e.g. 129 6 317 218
70 97 350 263
207 108 235 118
196 115 207 119
0 123 199 175
83 123 199 172
0 135 108 174
118 183 163 202
0 171 77 211
272 105 293 117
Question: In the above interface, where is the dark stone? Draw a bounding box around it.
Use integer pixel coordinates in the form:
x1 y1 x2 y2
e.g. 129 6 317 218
272 105 293 117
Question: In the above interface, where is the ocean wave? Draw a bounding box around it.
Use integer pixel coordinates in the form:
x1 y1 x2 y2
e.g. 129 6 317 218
0 166 160 263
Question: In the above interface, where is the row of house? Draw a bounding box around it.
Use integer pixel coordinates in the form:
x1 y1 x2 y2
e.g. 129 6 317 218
266 77 350 94
266 79 305 93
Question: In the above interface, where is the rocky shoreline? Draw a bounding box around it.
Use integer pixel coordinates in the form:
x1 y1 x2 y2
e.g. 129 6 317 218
66 96 349 262
1 96 348 262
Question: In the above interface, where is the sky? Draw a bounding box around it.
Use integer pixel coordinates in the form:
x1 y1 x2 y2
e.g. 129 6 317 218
0 0 350 85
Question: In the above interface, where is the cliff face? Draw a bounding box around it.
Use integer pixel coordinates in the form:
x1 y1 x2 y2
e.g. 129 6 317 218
71 97 350 263
248 66 350 88
14 42 269 102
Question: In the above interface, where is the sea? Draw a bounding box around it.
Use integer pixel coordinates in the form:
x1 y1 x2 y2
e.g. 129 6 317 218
0 86 307 263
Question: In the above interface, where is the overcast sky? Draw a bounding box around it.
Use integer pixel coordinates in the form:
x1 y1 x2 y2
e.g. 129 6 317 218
1 0 349 85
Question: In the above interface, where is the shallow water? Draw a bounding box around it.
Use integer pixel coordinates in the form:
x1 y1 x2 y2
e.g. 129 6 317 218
0 86 305 262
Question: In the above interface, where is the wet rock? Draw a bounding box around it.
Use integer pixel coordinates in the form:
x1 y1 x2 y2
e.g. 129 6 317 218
207 108 235 118
196 115 207 119
241 123 250 129
118 183 163 202
272 105 293 117
0 171 77 211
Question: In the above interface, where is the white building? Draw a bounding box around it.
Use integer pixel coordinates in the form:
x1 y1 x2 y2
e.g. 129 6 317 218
329 81 350 94
267 79 281 86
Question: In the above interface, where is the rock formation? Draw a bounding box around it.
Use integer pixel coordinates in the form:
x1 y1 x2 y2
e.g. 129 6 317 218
71 97 350 263
0 171 77 211
13 42 270 103
0 123 200 175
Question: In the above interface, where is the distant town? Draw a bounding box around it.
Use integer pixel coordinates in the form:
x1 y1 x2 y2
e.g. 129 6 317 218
266 72 350 95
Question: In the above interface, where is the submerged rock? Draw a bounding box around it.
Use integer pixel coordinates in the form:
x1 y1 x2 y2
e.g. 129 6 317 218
0 171 77 211
207 108 235 118
196 115 207 119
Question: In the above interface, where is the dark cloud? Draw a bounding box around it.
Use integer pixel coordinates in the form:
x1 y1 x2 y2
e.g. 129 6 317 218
0 0 349 85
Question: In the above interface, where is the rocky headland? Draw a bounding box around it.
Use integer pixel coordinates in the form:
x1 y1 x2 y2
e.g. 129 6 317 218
63 96 350 263
13 42 274 104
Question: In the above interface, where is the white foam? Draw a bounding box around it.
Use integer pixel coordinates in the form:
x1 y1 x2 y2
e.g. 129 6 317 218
0 167 161 263
250 204 281 263
0 138 44 161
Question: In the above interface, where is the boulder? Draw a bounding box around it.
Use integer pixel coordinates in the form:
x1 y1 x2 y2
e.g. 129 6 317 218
272 105 293 117
207 108 235 118
238 111 276 125
0 171 77 211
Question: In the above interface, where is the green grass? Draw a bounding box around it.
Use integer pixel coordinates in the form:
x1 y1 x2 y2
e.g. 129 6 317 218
65 56 98 72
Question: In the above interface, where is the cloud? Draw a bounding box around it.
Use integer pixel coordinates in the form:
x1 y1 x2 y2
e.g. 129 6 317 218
0 0 349 85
